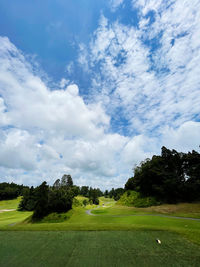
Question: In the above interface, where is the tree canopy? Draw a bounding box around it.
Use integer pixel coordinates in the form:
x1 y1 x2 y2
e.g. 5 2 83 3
125 147 200 203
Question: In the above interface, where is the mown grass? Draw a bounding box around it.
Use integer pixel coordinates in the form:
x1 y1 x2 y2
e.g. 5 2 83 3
0 231 200 267
93 202 200 218
0 197 200 245
0 197 21 210
0 197 200 266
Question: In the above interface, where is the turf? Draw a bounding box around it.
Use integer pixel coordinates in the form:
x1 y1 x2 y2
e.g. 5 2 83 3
0 196 200 267
0 198 200 245
0 197 21 210
0 231 200 267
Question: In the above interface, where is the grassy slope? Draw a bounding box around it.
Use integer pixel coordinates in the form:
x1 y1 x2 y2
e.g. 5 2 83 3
0 197 21 210
0 231 200 267
93 202 200 218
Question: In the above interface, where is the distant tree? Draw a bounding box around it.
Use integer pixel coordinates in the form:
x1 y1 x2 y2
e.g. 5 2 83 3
61 175 68 187
66 175 73 187
104 190 109 198
80 186 89 197
53 179 61 188
0 182 27 201
93 198 99 205
89 188 100 205
83 199 88 207
18 186 36 211
113 188 124 201
109 188 115 198
71 185 80 196
61 174 73 187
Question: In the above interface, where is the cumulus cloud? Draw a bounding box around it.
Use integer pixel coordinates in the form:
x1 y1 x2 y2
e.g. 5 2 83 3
0 37 110 140
0 129 36 170
161 121 200 152
0 36 139 188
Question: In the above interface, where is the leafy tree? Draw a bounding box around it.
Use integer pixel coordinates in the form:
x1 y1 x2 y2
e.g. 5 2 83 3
32 182 49 219
124 147 200 203
53 179 61 188
80 186 89 197
18 186 37 211
71 185 80 196
48 187 73 213
0 182 27 200
83 199 88 206
61 175 68 187
61 174 73 188
104 190 109 198
66 175 73 187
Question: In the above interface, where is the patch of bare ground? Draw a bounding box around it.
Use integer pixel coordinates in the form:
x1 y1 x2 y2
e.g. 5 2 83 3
0 209 16 213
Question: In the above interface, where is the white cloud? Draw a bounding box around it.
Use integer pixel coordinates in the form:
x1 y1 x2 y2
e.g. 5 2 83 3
122 135 157 165
109 0 124 12
59 78 69 88
0 36 135 188
0 129 37 170
65 61 74 74
80 1 200 136
0 97 10 126
0 38 110 140
162 121 200 152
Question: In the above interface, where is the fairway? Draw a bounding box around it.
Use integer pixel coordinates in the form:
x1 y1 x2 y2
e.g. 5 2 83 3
1 198 200 266
0 231 200 267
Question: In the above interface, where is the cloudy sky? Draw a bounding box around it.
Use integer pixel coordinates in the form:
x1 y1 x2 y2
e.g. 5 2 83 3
0 0 200 189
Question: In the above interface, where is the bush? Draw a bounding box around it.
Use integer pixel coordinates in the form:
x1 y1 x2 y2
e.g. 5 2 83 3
118 191 160 207
41 212 70 223
83 199 89 206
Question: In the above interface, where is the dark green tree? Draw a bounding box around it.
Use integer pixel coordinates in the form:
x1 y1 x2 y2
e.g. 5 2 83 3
53 179 61 188
66 175 73 187
124 147 200 203
32 182 49 219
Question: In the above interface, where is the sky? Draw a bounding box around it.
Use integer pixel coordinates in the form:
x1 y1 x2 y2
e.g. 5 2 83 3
0 0 200 189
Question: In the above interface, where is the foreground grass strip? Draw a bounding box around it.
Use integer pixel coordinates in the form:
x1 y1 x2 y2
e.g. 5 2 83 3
0 231 200 267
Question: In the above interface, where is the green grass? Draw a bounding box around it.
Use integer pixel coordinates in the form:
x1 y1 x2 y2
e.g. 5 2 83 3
118 191 159 207
92 202 200 218
0 198 200 266
0 231 200 267
0 197 21 210
0 204 199 245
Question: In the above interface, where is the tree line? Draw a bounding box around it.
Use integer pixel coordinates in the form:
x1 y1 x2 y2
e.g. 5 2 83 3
17 174 103 219
104 188 124 201
125 146 200 203
0 182 28 201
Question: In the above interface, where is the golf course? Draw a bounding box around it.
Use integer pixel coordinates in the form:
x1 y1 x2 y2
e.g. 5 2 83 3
0 197 200 266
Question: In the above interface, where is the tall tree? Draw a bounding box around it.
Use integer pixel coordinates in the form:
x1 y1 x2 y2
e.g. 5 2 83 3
32 182 49 219
125 147 200 203
66 175 73 187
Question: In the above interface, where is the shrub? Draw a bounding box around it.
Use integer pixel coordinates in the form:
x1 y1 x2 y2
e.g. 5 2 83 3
118 191 160 207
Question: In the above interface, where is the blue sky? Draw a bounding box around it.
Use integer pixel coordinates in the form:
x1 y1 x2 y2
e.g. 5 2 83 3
0 0 200 189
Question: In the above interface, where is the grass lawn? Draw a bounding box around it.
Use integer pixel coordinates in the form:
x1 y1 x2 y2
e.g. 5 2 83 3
100 202 200 219
0 197 21 210
0 230 200 267
0 197 200 266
